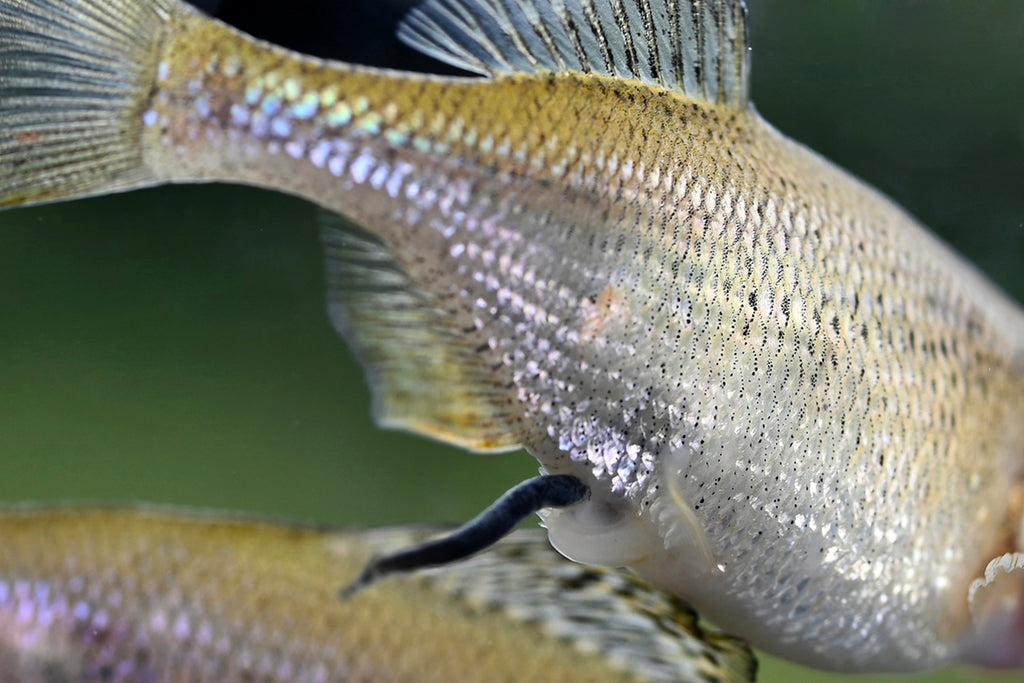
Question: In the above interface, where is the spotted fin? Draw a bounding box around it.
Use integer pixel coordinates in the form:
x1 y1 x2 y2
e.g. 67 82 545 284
398 0 750 108
321 216 525 452
377 525 758 682
965 552 1024 667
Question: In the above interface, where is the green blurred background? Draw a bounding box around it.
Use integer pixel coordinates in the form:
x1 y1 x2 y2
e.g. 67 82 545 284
0 1 1021 681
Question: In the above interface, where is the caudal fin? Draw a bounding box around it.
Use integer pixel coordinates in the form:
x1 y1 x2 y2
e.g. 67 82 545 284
0 0 189 208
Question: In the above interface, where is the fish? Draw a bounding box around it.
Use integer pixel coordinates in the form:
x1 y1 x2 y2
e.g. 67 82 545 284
0 505 755 682
1 0 1022 673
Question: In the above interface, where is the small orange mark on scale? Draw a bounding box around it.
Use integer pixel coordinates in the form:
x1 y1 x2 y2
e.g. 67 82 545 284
580 283 628 342
16 132 41 144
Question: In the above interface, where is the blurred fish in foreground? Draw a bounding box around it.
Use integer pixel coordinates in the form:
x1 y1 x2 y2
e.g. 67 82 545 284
0 506 755 682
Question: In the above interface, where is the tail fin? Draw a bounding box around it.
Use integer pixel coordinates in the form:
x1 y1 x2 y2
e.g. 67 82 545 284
0 0 189 208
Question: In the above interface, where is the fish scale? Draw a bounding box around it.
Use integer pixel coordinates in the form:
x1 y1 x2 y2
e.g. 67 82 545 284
2 0 1024 672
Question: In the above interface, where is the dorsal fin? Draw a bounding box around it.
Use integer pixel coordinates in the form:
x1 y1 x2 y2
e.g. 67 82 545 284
321 215 525 453
398 0 750 108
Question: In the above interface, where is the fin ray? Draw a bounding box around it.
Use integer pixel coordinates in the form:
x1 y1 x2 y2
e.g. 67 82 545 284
398 0 750 108
321 215 525 452
0 0 183 208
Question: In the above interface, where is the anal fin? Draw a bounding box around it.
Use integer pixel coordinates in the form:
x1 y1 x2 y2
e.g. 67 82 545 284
321 215 524 452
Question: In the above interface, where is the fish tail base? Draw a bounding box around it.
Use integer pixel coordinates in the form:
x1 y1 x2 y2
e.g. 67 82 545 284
0 0 190 208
